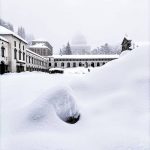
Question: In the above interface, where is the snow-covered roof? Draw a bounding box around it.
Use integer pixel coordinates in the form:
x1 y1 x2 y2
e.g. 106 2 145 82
26 49 48 60
29 43 49 49
52 54 119 59
32 38 48 42
0 35 9 43
0 26 28 44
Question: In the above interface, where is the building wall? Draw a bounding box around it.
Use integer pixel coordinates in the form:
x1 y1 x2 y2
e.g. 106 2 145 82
0 35 27 73
29 47 52 56
0 34 119 73
26 49 48 72
48 58 117 69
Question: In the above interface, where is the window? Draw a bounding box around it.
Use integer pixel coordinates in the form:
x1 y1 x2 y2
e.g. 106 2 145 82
19 51 21 60
97 62 100 66
49 63 51 67
61 62 64 67
29 56 30 63
23 45 24 50
54 62 57 67
79 62 82 67
19 43 21 49
14 49 17 59
23 52 25 61
85 62 88 67
14 41 16 47
73 62 76 67
67 62 70 68
1 46 5 57
91 62 94 67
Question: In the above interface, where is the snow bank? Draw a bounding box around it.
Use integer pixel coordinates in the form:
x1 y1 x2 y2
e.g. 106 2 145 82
1 46 150 150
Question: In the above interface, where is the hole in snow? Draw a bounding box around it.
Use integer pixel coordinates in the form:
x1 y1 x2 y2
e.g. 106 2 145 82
49 88 80 124
66 114 80 124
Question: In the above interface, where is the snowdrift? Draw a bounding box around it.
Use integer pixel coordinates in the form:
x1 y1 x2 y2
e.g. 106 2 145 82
1 45 150 150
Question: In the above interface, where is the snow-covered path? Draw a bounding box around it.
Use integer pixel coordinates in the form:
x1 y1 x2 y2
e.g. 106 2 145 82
0 46 150 150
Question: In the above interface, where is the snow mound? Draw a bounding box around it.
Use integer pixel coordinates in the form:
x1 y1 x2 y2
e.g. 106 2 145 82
1 45 150 150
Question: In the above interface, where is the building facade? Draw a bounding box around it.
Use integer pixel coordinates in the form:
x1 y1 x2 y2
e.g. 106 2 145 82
0 26 49 74
26 49 48 72
0 26 120 74
47 55 119 69
29 39 53 56
71 34 91 55
0 26 28 73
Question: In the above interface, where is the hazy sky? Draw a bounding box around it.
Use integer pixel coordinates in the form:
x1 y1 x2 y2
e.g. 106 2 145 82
0 0 149 52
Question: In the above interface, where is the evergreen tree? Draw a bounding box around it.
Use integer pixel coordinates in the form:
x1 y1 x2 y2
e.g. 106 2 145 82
17 26 26 39
65 42 72 55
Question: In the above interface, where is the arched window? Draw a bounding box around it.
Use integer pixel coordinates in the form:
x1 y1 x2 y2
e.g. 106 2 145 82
91 62 94 67
23 52 25 61
29 56 31 63
67 62 70 68
97 62 100 67
32 57 34 64
54 62 57 67
102 62 105 65
61 62 64 67
19 50 21 60
1 46 5 57
73 62 76 67
79 62 82 67
85 62 88 68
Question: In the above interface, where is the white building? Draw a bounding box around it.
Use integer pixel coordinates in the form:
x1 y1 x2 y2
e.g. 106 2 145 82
29 39 53 56
71 34 91 55
26 49 48 72
0 26 28 73
47 54 119 69
0 26 49 74
0 26 120 74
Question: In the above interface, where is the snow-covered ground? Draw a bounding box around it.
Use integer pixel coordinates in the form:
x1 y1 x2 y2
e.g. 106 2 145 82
0 46 150 150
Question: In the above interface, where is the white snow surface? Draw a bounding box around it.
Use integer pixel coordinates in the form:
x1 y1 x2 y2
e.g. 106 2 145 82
29 43 49 49
53 54 119 59
0 46 150 150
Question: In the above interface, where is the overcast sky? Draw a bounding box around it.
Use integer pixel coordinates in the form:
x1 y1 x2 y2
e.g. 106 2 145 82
0 0 149 52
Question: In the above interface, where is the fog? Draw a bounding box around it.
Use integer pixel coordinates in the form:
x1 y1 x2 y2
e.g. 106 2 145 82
0 0 149 52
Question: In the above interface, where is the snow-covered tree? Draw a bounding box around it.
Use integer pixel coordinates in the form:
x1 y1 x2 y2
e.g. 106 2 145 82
100 43 112 54
65 42 72 55
26 34 35 45
61 42 72 55
91 43 121 55
17 26 26 39
0 18 14 31
91 48 99 55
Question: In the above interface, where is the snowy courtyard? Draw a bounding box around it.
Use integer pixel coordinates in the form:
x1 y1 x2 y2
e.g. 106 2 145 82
1 46 150 150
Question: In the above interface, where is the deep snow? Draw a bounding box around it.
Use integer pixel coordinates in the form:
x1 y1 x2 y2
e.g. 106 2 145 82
0 46 150 150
